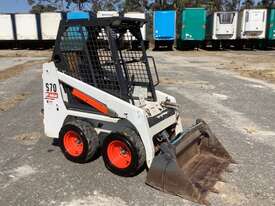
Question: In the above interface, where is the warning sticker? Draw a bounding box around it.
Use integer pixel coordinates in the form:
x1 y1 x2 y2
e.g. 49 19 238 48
45 91 58 102
45 83 58 103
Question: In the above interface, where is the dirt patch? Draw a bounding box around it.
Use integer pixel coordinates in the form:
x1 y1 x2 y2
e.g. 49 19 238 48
15 132 41 145
169 50 275 84
211 51 275 83
0 93 30 112
215 182 248 205
160 78 215 89
0 60 45 81
239 69 275 83
0 50 51 58
160 78 207 85
160 77 185 85
243 127 257 134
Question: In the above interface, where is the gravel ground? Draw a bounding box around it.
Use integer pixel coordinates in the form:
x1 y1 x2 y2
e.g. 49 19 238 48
0 49 275 206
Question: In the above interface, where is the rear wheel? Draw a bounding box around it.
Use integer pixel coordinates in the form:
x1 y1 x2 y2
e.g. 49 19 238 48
102 128 146 177
59 119 99 163
154 41 159 50
168 42 173 51
212 41 220 50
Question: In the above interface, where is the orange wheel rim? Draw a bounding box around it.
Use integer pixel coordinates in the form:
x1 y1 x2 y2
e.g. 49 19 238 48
107 140 132 169
63 130 84 157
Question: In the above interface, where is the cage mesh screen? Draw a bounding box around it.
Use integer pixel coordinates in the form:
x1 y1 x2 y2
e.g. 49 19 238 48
117 29 151 86
119 49 149 84
59 25 120 97
56 20 155 100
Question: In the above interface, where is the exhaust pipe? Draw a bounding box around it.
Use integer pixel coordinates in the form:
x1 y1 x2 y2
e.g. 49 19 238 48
146 119 234 205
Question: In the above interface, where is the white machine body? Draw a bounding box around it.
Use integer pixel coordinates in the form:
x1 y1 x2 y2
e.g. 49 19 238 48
212 11 238 40
42 62 183 167
238 9 267 39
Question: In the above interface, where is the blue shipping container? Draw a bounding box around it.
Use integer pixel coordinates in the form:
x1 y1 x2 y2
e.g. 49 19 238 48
63 11 90 51
153 10 176 40
66 11 90 20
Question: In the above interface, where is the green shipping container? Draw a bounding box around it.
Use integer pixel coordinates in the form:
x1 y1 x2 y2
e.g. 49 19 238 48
180 8 206 41
177 8 206 49
267 9 275 40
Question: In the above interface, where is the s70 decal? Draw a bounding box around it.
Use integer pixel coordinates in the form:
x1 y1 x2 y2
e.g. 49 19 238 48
45 83 58 102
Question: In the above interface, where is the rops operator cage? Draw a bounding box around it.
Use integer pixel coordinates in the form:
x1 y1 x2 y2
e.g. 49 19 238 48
52 17 159 103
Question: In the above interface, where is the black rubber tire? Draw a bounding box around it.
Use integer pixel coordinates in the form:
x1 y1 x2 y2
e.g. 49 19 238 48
154 41 159 50
59 119 99 163
102 128 146 177
212 41 220 50
168 43 173 51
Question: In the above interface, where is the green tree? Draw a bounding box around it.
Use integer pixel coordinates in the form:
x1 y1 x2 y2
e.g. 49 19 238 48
224 0 241 10
164 0 223 12
30 4 57 13
91 0 102 12
241 0 255 9
28 0 92 12
124 0 147 12
257 0 275 8
28 0 60 13
90 0 122 12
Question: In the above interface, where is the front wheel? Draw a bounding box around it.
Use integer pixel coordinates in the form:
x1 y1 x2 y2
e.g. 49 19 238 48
59 119 99 163
102 128 146 177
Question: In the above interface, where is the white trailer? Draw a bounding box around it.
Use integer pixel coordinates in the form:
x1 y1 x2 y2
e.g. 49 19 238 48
124 12 147 41
96 11 119 18
211 11 238 40
40 12 62 40
0 14 14 40
96 11 148 49
15 14 39 40
238 9 267 39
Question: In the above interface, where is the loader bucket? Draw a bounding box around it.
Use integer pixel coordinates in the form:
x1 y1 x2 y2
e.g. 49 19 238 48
146 119 234 205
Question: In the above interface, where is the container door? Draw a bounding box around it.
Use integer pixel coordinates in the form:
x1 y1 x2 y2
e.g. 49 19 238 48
154 10 176 40
0 14 14 40
15 14 38 40
124 12 146 40
182 9 206 41
245 10 265 32
216 13 235 35
41 13 62 40
267 9 275 40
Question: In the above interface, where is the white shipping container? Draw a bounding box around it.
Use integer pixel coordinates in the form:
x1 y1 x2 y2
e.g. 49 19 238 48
97 11 119 18
124 12 146 41
96 11 119 40
41 12 62 40
0 14 14 40
212 11 238 40
238 9 267 39
15 14 38 40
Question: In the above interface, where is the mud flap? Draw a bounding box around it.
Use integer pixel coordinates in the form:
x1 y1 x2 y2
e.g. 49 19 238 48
146 119 235 205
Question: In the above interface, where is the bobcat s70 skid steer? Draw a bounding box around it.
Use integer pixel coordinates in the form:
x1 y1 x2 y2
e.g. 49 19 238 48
42 17 234 205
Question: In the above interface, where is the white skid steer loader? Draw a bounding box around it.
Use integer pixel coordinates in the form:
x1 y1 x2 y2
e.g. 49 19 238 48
43 17 234 205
